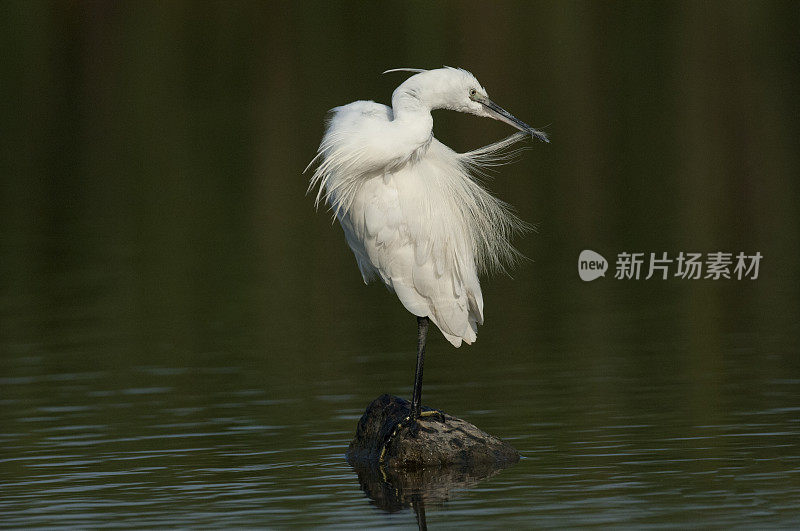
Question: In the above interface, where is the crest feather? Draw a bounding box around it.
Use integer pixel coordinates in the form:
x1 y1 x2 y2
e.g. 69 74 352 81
382 68 428 75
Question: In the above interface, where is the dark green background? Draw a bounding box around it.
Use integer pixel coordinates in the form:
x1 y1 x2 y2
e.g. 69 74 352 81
2 1 799 526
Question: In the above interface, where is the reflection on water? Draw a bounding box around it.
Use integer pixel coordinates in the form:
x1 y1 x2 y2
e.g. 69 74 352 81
351 463 514 529
352 460 511 520
2 1 800 528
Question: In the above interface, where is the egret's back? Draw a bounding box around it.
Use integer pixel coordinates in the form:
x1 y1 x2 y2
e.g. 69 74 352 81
309 100 527 347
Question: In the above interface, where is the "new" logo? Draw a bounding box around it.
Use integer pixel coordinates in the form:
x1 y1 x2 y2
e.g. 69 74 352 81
578 250 608 281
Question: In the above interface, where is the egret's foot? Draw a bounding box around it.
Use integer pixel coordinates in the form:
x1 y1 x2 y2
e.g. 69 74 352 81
379 410 444 464
379 413 414 464
417 409 445 423
407 409 447 438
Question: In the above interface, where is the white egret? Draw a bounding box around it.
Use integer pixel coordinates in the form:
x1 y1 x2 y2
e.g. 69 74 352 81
307 67 548 420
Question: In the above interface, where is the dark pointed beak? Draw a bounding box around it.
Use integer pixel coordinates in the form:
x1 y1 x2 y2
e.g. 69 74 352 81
474 95 549 143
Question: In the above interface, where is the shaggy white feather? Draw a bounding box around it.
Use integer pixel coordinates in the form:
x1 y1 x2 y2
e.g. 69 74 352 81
307 68 533 346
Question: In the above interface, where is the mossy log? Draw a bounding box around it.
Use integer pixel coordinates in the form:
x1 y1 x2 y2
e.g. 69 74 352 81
346 394 520 469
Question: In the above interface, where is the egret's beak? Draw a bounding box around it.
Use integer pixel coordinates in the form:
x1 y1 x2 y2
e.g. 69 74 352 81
474 95 549 143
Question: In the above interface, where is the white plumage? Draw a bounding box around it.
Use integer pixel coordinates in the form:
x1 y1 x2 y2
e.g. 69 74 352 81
307 67 547 347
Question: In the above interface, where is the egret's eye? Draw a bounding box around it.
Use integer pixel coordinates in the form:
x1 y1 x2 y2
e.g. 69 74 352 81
469 88 477 98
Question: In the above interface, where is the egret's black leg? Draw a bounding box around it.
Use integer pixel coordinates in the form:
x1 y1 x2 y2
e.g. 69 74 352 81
410 316 429 420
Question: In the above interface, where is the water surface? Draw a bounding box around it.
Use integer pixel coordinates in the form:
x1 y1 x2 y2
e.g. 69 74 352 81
2 1 799 527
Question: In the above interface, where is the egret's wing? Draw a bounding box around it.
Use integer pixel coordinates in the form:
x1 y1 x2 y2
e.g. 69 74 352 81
390 153 484 346
339 161 482 347
338 172 402 285
386 243 481 348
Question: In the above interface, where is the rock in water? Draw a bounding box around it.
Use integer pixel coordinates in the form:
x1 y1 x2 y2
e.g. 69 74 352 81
346 394 520 469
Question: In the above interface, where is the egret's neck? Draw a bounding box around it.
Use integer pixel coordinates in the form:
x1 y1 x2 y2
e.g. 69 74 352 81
390 89 434 148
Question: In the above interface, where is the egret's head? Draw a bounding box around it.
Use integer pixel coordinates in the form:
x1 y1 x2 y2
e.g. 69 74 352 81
387 67 549 143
